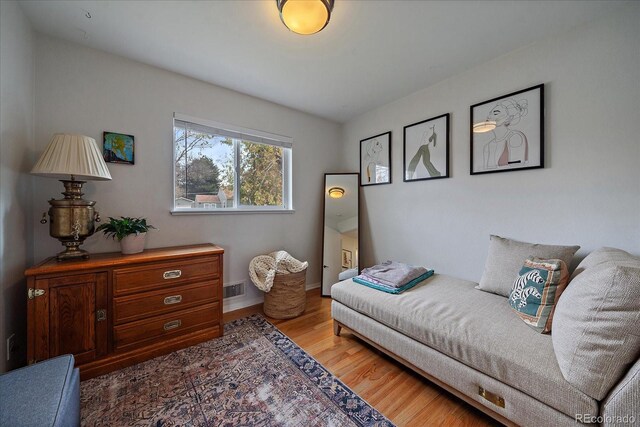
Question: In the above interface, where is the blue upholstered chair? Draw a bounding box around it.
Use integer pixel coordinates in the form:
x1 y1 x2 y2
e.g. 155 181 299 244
0 355 80 427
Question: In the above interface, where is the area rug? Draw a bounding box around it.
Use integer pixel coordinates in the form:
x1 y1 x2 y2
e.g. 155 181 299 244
81 314 394 426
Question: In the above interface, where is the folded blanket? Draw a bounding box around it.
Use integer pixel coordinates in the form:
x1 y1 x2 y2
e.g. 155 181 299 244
249 251 308 292
359 270 424 289
353 270 434 294
361 261 428 287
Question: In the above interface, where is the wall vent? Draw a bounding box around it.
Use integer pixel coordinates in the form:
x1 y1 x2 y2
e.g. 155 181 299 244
223 281 245 299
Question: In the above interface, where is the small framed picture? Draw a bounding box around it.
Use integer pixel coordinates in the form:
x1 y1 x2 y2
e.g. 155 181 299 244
360 131 391 186
470 84 544 175
403 113 450 182
103 131 135 165
342 249 352 269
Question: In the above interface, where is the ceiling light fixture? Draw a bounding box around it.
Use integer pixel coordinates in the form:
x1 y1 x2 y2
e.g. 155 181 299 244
277 0 334 35
328 187 344 199
472 120 497 133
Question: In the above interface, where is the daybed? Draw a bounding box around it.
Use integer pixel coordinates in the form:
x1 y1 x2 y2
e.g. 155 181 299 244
331 244 639 427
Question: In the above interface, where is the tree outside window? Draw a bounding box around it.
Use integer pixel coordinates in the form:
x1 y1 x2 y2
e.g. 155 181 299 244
173 119 291 211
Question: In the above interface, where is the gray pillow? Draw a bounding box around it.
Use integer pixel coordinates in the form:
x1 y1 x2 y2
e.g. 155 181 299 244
570 246 640 281
552 257 640 400
476 235 580 297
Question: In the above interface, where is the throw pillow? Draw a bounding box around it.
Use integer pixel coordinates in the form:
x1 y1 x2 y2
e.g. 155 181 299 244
552 259 640 401
477 235 579 297
508 258 569 333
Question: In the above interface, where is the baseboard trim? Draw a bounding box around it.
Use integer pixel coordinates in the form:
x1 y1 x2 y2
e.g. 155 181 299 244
223 284 319 314
223 288 320 322
306 281 320 290
223 295 263 313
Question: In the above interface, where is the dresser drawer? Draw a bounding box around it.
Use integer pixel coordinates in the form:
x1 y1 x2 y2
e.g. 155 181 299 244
113 280 219 325
113 256 219 296
114 303 220 352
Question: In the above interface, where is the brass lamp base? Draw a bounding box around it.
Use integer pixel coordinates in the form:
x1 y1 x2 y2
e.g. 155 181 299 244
41 178 101 262
56 243 90 261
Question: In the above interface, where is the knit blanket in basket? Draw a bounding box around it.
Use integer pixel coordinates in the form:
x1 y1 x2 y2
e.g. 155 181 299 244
249 251 308 292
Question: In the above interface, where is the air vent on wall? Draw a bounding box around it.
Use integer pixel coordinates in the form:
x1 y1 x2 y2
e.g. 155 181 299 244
223 281 245 299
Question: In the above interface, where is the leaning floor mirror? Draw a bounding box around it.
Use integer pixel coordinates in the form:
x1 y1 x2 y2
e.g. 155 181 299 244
321 173 360 297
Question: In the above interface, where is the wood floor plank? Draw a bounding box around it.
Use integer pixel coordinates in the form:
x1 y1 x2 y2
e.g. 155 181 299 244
224 288 499 427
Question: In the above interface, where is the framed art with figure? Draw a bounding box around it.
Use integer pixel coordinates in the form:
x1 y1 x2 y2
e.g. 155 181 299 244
404 113 450 182
342 249 352 269
360 131 391 186
470 84 544 175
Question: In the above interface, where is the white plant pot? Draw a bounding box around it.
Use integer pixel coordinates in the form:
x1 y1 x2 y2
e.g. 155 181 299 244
120 233 147 254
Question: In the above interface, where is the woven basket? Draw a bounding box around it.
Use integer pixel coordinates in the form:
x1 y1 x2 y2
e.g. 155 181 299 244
263 269 307 319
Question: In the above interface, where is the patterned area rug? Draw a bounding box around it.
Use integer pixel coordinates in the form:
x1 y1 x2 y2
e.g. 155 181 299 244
81 315 393 426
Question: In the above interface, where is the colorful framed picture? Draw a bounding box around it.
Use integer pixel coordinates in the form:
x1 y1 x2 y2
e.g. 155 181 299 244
103 131 135 165
403 113 450 182
342 249 352 269
470 84 544 175
360 131 391 186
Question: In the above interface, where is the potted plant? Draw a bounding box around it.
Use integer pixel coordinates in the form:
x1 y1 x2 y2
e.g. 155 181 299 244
96 216 156 254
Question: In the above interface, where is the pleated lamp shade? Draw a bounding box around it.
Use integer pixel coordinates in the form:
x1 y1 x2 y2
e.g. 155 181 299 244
31 134 112 181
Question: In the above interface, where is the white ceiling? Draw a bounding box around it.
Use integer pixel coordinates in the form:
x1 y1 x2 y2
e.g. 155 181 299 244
325 174 358 220
18 0 624 123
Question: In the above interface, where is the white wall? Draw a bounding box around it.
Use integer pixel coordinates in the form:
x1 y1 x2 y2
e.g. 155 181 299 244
341 4 640 281
33 36 342 311
0 0 35 372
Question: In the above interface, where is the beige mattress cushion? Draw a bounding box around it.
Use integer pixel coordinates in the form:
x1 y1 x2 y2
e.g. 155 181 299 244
331 274 595 417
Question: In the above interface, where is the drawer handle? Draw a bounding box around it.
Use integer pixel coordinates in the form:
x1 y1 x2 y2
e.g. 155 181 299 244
164 320 182 331
164 295 183 305
163 270 182 279
478 386 505 408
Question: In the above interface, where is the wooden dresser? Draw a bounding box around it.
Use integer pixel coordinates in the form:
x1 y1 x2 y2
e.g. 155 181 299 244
25 244 224 379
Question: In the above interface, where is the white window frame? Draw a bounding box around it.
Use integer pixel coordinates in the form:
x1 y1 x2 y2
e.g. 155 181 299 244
171 113 294 215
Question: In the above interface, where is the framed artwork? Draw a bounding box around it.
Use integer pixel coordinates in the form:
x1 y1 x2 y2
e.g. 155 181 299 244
360 131 391 186
342 249 352 269
103 131 135 165
470 84 544 175
403 113 450 182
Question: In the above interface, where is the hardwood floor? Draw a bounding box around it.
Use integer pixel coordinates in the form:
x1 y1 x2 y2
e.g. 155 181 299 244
224 288 501 427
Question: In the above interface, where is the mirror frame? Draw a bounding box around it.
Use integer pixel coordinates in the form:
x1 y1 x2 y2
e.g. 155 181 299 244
321 172 361 298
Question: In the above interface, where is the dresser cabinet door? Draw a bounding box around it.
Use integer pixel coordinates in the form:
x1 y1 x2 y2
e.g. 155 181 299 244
32 272 109 365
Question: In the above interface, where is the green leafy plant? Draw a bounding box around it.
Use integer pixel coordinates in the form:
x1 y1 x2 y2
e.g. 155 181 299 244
96 217 156 241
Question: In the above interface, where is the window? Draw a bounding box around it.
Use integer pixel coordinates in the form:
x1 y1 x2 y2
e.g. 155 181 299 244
173 114 292 212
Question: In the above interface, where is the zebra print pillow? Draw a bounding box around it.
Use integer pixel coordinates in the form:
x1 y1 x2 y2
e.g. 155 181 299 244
509 257 569 333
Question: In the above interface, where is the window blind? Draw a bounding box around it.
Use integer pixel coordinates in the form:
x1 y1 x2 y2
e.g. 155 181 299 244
174 117 292 149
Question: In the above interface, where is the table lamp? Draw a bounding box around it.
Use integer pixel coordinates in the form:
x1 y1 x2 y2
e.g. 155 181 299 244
31 134 112 261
